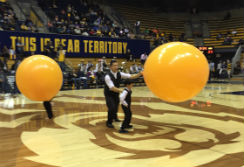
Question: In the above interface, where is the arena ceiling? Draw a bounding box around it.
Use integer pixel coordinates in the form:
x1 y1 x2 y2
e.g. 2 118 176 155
111 0 244 12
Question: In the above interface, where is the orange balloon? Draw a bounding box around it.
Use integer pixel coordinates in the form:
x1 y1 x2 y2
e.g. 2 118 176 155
16 55 63 101
144 42 209 103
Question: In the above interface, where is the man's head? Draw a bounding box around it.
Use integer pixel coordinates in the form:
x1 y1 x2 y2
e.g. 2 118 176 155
110 59 118 72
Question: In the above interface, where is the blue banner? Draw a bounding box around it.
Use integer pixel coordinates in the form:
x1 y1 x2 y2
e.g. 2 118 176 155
0 31 150 58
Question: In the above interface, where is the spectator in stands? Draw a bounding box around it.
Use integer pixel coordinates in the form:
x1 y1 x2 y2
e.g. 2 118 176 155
1 45 9 59
216 33 222 40
227 60 232 79
168 33 174 42
0 48 2 58
108 28 117 38
87 65 96 84
77 71 88 89
134 20 140 34
57 45 66 71
45 41 55 58
0 64 8 93
0 59 4 71
16 39 24 59
137 63 143 71
74 25 81 34
102 56 108 71
160 32 166 38
96 26 103 37
144 29 150 36
81 30 89 36
0 2 18 31
124 27 129 37
219 61 228 78
216 60 222 79
152 27 159 37
9 46 16 60
0 57 9 93
85 61 93 74
241 61 244 72
130 63 139 74
95 59 105 85
20 22 29 31
231 30 237 36
0 67 4 93
1 57 8 73
119 62 129 73
89 28 96 36
152 37 163 49
140 52 147 65
9 59 21 94
223 35 232 45
78 60 86 76
11 59 21 71
39 0 114 37
47 21 54 32
238 39 244 46
233 61 241 74
209 61 215 81
95 59 103 72
125 49 134 62
179 33 186 42
70 69 86 89
119 28 125 38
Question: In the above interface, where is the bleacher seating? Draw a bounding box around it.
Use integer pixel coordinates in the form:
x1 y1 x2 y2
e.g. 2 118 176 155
0 1 37 32
204 17 244 48
0 1 18 31
110 2 243 49
111 3 186 40
37 0 125 38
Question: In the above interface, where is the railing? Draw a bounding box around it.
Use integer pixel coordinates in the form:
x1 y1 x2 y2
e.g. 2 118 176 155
231 45 242 75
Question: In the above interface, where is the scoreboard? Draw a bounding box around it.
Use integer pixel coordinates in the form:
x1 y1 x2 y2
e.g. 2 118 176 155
198 46 214 55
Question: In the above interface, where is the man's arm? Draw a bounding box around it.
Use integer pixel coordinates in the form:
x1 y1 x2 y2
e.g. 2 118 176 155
110 87 122 93
121 71 143 80
120 90 128 107
105 75 122 93
130 71 143 79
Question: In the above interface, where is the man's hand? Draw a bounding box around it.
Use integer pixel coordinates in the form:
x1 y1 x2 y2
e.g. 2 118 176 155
130 71 143 79
110 87 123 93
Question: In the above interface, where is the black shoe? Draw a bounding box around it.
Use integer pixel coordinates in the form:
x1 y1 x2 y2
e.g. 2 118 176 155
125 125 133 129
119 129 129 133
114 119 121 122
106 123 114 128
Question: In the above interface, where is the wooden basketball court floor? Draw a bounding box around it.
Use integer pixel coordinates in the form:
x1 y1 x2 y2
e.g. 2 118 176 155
0 83 243 167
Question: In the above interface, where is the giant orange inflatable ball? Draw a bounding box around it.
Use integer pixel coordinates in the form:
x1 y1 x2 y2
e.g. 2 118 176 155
16 55 63 101
143 42 209 103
